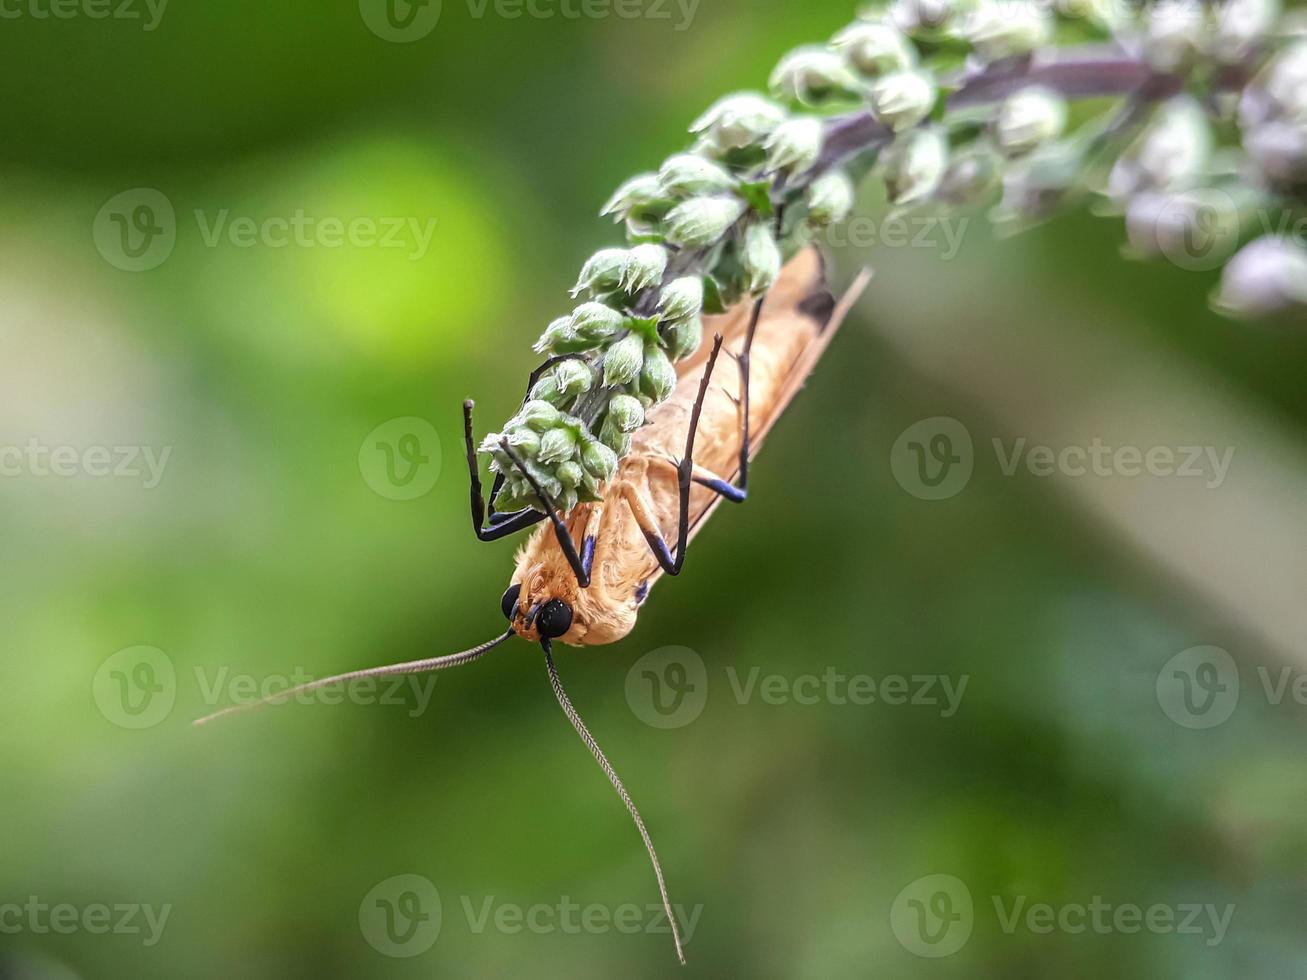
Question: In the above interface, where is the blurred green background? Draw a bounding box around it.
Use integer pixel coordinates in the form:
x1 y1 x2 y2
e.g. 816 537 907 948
3 1 1307 977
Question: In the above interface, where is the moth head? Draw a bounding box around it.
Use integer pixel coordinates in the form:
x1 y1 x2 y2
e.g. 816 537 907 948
501 567 581 644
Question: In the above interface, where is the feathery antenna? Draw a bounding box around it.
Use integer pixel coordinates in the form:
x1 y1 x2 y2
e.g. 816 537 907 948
542 639 687 965
192 628 516 727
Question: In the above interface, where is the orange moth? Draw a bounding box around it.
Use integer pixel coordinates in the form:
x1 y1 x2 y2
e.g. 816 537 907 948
196 248 870 963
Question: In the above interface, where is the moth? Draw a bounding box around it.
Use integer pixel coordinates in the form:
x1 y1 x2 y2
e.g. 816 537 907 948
197 247 870 963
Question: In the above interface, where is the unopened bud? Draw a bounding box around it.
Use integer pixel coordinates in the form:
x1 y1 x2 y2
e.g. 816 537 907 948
1123 189 1241 267
881 127 948 205
581 438 620 481
658 153 737 196
889 0 955 33
640 343 678 403
665 196 747 247
603 332 646 387
806 171 857 224
832 20 916 77
868 69 937 131
742 222 782 293
533 315 579 355
570 302 624 341
937 145 1001 205
1214 236 1307 317
769 46 862 106
1213 0 1281 63
517 400 562 433
994 87 1067 157
690 93 786 152
622 243 668 293
504 426 541 457
1140 0 1205 73
665 315 704 360
553 358 593 398
556 460 584 490
993 143 1083 225
538 425 579 466
598 416 633 457
1108 96 1213 202
571 248 628 296
659 276 704 321
765 116 824 175
964 1 1052 62
1240 42 1307 129
607 393 646 432
600 172 664 219
1245 119 1307 187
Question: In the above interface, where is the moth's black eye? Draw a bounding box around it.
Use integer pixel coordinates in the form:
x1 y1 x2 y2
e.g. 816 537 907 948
536 599 573 639
501 584 522 621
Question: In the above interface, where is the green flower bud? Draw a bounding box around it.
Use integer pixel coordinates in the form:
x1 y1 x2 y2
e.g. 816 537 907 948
665 315 704 360
1213 0 1281 63
658 153 737 196
529 373 565 406
600 172 664 219
538 425 579 465
889 0 956 33
764 116 824 175
494 479 533 514
690 92 786 152
665 196 747 247
622 243 668 293
556 460 584 490
598 416 633 456
659 276 705 321
881 126 947 205
769 46 862 106
832 20 916 77
1245 119 1307 188
533 315 577 355
1109 96 1213 202
992 142 1084 226
1123 189 1241 264
607 393 646 432
571 247 628 296
1240 42 1307 129
806 171 856 225
581 437 620 481
603 331 646 386
994 87 1068 158
867 69 937 131
639 343 677 403
937 145 1001 206
1214 236 1307 318
742 222 782 293
505 426 542 458
518 400 562 432
570 301 624 341
553 358 594 398
963 1 1052 62
523 459 563 501
1140 0 1204 73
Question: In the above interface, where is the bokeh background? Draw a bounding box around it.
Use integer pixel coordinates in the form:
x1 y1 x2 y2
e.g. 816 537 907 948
3 1 1307 977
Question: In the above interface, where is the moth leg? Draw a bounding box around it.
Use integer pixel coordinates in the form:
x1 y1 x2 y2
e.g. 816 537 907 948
463 400 546 542
498 439 592 588
627 335 725 576
579 499 604 581
690 463 747 503
730 293 768 495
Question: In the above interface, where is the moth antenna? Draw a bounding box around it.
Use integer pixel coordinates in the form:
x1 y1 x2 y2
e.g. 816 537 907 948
192 627 516 727
541 640 687 965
